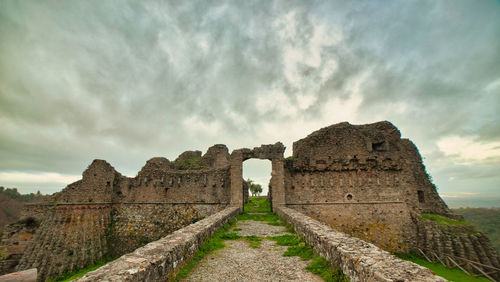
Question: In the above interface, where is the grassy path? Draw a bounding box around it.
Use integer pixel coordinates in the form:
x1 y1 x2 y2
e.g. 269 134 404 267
176 197 348 282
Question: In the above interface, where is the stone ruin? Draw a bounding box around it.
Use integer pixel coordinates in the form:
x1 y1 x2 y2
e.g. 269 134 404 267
1 120 499 281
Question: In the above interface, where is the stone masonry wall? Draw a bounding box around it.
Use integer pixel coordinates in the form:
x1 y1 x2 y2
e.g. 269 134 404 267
416 219 500 278
1 144 233 280
276 206 446 282
288 203 415 253
284 121 453 253
111 203 227 256
16 204 112 281
76 207 239 282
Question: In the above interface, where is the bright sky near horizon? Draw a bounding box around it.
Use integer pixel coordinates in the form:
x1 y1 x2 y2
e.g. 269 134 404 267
1 1 499 206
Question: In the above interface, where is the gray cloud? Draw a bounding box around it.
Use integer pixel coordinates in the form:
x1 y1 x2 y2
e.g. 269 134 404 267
1 0 499 198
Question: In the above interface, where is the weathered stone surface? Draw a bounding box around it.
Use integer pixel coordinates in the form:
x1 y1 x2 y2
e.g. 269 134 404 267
0 268 36 282
284 121 456 253
276 207 446 282
201 144 230 169
2 121 499 281
2 145 232 280
76 207 239 282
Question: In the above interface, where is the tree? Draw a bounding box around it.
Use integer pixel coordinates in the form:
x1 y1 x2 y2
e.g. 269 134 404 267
244 178 263 196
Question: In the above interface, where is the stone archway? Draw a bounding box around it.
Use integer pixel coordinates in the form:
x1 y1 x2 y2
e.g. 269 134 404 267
230 143 285 212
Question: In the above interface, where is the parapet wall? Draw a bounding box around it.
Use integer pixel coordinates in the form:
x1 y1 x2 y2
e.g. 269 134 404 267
276 207 446 282
76 207 239 282
111 203 227 256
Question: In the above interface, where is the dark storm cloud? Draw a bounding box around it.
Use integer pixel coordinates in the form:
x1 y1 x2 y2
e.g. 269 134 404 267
0 0 499 196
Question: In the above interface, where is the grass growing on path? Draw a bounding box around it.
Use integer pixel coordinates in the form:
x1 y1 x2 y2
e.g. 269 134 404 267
175 219 237 281
246 197 348 281
176 196 348 281
396 253 490 282
244 196 270 213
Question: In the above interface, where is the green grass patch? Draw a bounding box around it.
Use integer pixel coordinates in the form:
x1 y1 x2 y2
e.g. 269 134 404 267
173 157 204 170
396 253 489 282
421 214 472 226
236 212 281 222
267 219 286 226
244 196 271 213
244 235 263 248
306 257 349 282
269 234 313 260
269 234 347 280
47 257 115 282
232 228 242 231
175 219 236 281
220 232 242 240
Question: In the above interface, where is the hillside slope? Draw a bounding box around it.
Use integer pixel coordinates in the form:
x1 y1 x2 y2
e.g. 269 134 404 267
453 208 500 254
0 187 45 230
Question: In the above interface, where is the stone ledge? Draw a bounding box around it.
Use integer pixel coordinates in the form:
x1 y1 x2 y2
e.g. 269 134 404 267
276 206 446 282
76 206 240 282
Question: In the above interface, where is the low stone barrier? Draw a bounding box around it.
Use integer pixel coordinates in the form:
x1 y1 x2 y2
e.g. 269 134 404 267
276 206 446 282
76 206 239 281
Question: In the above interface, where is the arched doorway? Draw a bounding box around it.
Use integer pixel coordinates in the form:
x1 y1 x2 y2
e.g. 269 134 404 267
229 143 285 212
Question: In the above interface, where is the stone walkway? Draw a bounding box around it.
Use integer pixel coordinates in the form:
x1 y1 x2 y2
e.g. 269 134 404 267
180 218 323 282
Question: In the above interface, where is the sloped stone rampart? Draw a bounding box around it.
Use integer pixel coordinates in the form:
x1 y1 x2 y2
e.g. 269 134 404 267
76 206 239 282
276 206 446 282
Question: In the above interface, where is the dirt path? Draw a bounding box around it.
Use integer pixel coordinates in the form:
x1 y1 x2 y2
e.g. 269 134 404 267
180 218 323 282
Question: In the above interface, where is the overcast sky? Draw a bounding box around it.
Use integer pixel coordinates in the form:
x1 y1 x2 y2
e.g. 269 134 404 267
1 1 499 206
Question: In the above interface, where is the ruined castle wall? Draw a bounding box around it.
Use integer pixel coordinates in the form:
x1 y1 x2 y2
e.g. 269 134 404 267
111 203 228 256
53 160 120 204
6 145 233 280
119 168 231 204
288 203 415 253
76 207 240 282
416 219 500 278
15 204 112 281
276 207 446 281
284 121 450 253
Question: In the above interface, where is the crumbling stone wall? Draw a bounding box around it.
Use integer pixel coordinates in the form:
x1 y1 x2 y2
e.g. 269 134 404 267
276 206 446 281
1 145 233 280
110 203 226 256
76 207 239 282
284 121 454 253
16 204 112 281
416 219 500 278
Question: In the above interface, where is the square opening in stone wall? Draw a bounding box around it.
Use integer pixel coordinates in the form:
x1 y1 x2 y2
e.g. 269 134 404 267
372 141 388 152
418 190 425 203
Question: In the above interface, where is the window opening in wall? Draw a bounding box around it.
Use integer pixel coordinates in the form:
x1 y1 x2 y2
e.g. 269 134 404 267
372 141 387 152
243 159 272 198
346 193 353 200
418 190 425 203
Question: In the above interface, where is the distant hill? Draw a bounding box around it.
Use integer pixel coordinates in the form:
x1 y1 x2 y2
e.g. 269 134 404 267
444 197 500 209
453 207 500 254
0 187 45 230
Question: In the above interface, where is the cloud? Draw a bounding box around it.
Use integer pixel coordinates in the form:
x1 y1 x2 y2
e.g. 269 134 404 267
0 0 499 199
0 172 80 184
437 136 500 164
